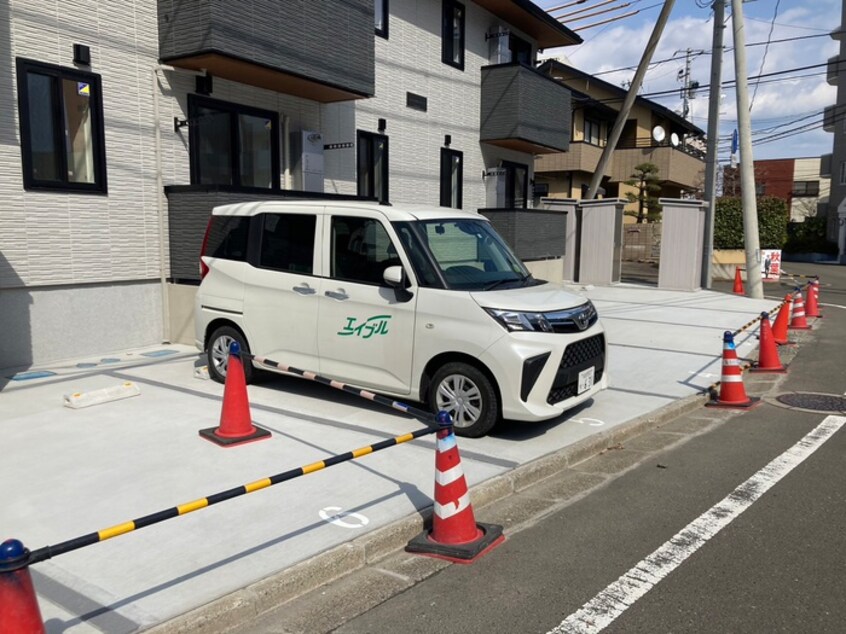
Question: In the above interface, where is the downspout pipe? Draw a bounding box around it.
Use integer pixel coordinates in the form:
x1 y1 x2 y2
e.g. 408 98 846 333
152 64 205 343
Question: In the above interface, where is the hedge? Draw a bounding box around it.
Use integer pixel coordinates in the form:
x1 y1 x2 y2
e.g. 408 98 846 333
713 196 788 250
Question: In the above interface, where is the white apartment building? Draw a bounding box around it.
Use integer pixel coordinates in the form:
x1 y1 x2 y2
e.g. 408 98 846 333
0 1 580 370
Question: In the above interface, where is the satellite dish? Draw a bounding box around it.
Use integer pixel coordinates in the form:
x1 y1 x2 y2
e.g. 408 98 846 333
652 125 666 143
670 132 680 147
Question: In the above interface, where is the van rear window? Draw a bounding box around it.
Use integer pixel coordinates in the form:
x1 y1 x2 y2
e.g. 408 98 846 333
205 216 250 261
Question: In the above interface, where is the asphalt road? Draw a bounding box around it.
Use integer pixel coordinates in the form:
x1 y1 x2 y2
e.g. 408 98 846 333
233 261 846 634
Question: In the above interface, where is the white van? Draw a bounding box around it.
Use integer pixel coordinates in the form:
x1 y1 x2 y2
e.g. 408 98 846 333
195 200 607 437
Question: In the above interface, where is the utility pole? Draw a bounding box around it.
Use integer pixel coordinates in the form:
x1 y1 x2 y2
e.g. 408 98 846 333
701 0 725 289
586 0 676 199
731 0 763 299
678 48 692 119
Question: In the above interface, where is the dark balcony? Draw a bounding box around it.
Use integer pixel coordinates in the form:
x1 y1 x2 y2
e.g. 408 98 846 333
480 63 571 155
157 0 374 102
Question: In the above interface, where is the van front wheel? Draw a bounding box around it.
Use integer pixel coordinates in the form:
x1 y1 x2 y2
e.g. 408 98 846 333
207 325 254 385
429 363 499 438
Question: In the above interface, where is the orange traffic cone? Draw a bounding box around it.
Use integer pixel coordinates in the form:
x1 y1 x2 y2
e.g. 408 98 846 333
750 312 787 373
732 266 744 295
706 331 760 409
0 539 45 634
789 288 811 330
805 280 822 318
406 413 504 563
199 341 270 447
771 295 793 345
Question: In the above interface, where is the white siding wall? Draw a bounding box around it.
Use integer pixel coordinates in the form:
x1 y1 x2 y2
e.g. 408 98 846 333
0 0 323 367
324 0 538 210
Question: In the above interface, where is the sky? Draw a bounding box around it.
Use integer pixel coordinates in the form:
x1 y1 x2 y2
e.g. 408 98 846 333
537 0 841 163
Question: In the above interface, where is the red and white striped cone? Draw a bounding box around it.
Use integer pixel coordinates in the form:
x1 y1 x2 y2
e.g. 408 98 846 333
750 312 787 374
805 280 822 318
706 331 760 409
771 295 793 345
406 413 504 563
199 341 271 447
789 288 811 330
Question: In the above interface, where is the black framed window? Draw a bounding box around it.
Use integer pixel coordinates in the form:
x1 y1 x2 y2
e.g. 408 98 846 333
440 148 463 208
16 58 107 193
188 95 279 190
357 130 389 204
509 33 532 65
792 180 820 197
585 118 602 146
375 0 388 38
502 160 528 209
442 0 465 70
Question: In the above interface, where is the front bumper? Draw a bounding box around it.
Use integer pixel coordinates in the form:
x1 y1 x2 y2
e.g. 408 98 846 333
479 324 608 422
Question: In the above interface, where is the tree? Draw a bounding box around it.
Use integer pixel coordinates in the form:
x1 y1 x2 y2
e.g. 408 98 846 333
625 162 662 223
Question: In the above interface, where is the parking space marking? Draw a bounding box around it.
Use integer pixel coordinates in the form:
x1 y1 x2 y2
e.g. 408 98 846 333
548 415 846 634
319 507 370 529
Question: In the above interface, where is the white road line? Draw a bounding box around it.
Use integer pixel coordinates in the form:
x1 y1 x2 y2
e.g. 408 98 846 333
549 415 846 634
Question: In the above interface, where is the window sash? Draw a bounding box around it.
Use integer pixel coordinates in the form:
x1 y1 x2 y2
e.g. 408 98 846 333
188 95 279 190
503 161 528 209
442 1 465 69
440 148 463 208
17 58 106 192
357 131 389 204
375 0 388 37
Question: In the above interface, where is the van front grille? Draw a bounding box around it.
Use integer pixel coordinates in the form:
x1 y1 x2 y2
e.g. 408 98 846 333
547 334 605 405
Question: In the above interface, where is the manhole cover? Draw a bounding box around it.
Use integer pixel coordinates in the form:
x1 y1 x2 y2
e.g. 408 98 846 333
775 393 846 413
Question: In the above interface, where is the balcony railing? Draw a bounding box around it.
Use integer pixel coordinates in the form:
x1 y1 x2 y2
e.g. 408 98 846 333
480 63 572 154
157 0 374 101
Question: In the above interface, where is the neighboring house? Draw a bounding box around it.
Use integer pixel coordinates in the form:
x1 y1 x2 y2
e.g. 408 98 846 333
822 2 846 261
534 59 706 220
722 158 830 222
0 0 580 369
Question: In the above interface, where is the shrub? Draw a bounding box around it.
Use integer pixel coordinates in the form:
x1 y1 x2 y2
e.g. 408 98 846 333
713 196 788 250
784 217 838 254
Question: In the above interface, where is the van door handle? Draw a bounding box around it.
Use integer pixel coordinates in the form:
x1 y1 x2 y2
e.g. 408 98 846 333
324 289 349 301
293 284 316 295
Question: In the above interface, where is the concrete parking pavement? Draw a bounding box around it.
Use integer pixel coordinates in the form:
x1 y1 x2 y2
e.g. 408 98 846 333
1 271 821 633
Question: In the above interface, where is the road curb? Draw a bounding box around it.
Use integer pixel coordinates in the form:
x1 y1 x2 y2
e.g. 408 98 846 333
146 392 708 634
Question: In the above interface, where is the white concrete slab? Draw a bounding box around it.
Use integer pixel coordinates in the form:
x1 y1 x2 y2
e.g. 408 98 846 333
0 287 779 632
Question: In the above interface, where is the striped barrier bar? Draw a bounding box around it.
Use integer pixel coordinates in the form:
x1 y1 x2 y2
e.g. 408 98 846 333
250 354 438 424
25 425 438 566
731 293 797 337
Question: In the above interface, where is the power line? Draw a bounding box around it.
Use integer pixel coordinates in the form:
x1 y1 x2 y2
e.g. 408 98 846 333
749 0 781 112
583 31 840 80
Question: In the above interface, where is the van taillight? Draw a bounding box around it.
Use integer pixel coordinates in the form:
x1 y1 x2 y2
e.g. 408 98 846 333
199 218 213 280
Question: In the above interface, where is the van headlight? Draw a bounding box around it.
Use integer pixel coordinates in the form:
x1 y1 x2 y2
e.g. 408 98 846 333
484 308 554 332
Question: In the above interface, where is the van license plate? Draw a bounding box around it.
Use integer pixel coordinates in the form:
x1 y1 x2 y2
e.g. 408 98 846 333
578 367 595 394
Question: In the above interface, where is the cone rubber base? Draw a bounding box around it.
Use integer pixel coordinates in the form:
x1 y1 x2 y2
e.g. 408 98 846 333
406 522 504 564
199 425 271 447
750 364 787 374
705 396 762 410
789 325 811 331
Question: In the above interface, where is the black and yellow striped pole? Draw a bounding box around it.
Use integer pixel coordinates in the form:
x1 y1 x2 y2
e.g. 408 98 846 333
25 424 438 566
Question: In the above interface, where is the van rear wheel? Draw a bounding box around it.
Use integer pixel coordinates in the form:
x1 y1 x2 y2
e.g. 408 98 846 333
207 325 254 385
429 362 499 438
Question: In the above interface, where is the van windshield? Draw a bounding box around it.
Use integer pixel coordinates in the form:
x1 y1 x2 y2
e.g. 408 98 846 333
393 219 534 291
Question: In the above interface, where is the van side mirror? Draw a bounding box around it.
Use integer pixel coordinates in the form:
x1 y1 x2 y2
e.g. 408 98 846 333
383 265 413 302
383 265 405 287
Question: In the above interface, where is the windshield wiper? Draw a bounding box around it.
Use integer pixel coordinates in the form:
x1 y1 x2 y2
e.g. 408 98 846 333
485 276 524 291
